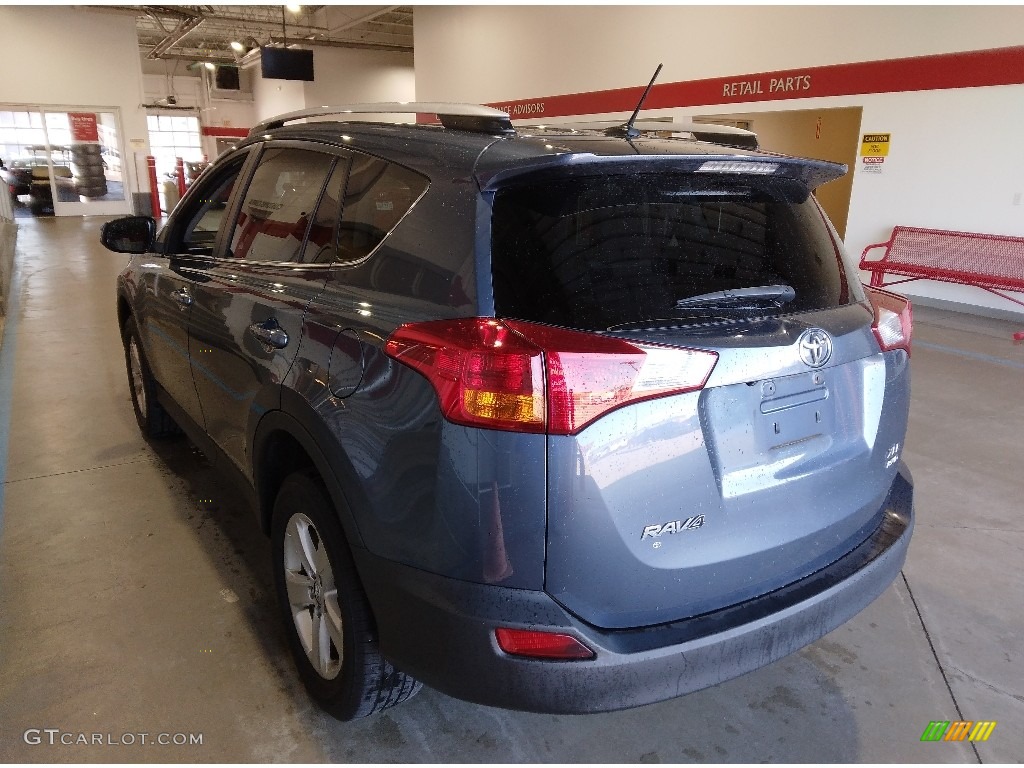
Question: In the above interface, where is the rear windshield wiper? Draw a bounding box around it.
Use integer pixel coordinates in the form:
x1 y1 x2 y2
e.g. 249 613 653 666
607 313 738 331
675 284 796 310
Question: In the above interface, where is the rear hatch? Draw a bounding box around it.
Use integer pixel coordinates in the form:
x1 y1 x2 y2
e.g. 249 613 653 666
487 156 912 629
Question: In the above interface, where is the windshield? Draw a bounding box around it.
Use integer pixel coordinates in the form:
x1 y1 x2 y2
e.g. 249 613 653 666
490 173 862 331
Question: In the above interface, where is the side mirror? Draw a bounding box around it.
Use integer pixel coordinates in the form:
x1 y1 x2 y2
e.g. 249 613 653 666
100 216 156 254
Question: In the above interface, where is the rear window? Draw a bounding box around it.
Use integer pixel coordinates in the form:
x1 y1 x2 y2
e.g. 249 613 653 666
490 173 861 331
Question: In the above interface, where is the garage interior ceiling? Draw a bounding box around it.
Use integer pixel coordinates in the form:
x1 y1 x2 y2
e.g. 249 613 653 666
89 5 414 63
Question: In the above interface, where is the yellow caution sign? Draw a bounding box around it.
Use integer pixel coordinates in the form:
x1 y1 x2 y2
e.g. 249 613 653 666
861 133 890 157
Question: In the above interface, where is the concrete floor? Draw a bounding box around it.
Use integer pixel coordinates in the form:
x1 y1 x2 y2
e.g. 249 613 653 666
0 216 1021 763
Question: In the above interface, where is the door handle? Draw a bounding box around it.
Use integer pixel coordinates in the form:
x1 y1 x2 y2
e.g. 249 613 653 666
171 287 193 308
248 319 289 350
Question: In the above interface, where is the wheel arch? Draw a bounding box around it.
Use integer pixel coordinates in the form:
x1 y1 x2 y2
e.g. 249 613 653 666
251 400 366 551
116 292 132 331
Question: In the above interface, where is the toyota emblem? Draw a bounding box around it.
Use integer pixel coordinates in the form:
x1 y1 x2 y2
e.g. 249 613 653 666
798 328 833 368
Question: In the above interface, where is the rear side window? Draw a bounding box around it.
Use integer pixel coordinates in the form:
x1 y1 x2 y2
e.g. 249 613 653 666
491 174 860 331
228 147 333 262
336 154 428 263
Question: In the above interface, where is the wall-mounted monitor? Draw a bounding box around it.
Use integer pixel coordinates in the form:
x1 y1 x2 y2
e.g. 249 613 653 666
260 47 314 82
215 65 241 91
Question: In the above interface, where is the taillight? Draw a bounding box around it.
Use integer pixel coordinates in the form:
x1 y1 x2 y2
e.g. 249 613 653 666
385 318 718 435
384 319 546 432
494 628 595 660
866 287 913 355
506 320 718 434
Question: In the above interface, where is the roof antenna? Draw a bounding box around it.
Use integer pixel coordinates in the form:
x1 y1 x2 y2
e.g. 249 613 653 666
606 63 663 139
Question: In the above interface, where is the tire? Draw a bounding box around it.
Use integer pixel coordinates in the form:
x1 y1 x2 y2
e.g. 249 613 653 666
122 317 180 438
71 144 102 159
271 470 422 720
72 161 103 177
77 184 107 199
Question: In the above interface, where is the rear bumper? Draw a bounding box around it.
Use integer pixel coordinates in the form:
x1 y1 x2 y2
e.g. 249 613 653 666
355 464 914 714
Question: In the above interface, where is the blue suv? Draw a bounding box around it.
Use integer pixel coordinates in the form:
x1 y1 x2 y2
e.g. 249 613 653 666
103 103 914 720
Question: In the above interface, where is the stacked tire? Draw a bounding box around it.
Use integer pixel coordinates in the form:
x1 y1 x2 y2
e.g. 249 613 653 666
70 144 107 199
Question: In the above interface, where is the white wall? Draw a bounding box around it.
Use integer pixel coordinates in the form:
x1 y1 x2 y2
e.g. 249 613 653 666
0 6 150 206
252 75 306 123
415 6 1024 100
304 48 414 107
415 6 1024 314
846 87 1024 310
250 48 415 122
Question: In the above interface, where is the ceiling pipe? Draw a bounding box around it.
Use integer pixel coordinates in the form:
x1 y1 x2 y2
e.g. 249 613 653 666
173 10 330 35
146 50 238 64
148 5 202 19
147 15 205 59
266 35 411 53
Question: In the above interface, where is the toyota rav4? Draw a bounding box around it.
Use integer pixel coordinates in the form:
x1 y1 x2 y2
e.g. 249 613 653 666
104 103 914 720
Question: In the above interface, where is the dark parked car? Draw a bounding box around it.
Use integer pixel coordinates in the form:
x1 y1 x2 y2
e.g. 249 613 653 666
28 164 79 214
2 155 78 214
104 103 914 720
1 157 34 198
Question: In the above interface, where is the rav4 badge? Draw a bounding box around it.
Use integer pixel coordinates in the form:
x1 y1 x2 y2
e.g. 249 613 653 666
641 515 705 543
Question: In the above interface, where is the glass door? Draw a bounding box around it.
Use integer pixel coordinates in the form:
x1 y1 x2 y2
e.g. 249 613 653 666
0 109 48 218
44 110 130 217
0 105 131 217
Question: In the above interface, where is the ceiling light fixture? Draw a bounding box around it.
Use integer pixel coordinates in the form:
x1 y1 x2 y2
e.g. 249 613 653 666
230 41 245 53
286 4 302 13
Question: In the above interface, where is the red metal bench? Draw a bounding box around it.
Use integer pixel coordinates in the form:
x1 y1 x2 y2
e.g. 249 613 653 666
859 226 1024 310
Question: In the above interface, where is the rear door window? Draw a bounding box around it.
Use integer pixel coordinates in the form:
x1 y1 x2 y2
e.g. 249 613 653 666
490 173 861 331
227 147 334 262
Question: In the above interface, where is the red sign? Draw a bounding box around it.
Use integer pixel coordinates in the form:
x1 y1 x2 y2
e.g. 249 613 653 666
201 126 250 138
68 112 99 142
487 45 1024 119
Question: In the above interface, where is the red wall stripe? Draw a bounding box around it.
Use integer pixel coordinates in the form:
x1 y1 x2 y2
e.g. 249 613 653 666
487 46 1024 119
201 126 250 138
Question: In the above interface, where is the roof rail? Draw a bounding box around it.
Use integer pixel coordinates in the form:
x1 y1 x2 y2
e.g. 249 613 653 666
249 103 514 138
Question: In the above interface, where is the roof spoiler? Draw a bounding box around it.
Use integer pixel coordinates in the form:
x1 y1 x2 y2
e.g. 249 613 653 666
478 154 845 192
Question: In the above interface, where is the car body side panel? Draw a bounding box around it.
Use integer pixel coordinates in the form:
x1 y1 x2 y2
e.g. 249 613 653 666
284 301 547 590
129 254 206 427
277 181 546 588
185 260 328 477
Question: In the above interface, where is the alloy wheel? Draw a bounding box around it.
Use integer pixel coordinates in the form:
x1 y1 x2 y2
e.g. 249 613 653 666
282 512 344 680
128 336 147 414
